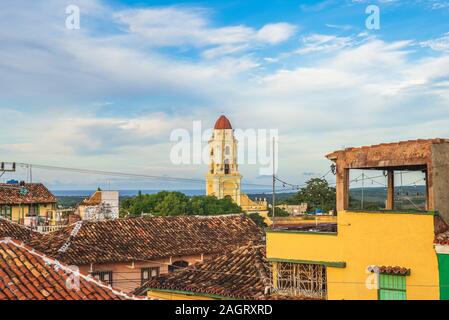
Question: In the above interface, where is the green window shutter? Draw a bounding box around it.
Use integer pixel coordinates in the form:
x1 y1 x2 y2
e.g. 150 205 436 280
379 274 407 300
0 206 12 220
437 254 449 300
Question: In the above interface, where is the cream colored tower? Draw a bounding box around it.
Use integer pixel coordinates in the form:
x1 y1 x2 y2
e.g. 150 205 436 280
206 116 268 214
206 115 242 205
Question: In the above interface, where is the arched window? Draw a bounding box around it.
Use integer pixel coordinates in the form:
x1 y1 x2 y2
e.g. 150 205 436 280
225 146 231 155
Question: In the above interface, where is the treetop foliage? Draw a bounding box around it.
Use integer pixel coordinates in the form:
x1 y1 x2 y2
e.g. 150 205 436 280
120 191 243 217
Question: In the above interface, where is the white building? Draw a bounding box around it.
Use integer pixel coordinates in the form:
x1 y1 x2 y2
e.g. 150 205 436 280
77 190 119 221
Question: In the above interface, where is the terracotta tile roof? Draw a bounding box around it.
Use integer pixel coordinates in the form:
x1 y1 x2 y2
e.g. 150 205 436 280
135 243 270 299
367 265 411 276
0 183 56 205
214 115 233 130
0 238 141 300
326 138 449 160
434 215 449 245
435 231 449 245
32 215 264 265
135 243 321 300
79 191 102 206
0 218 44 242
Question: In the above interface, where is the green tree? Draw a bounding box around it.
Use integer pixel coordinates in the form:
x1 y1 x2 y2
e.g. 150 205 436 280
291 178 336 213
154 192 190 216
121 191 243 217
246 213 267 228
273 207 289 217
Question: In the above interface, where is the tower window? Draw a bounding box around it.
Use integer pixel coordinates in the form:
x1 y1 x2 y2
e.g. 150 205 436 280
224 160 230 174
225 146 231 155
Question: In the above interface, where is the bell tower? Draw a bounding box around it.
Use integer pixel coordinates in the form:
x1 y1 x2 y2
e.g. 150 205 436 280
206 115 242 205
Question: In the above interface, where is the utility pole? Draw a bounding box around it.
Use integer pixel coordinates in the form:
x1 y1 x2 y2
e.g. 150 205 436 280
272 137 276 221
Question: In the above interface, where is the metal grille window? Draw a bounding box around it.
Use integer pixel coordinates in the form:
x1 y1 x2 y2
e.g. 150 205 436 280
91 271 113 286
273 262 327 299
141 267 160 284
379 274 406 300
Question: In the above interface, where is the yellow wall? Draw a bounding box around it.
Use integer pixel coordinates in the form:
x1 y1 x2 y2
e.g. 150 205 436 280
266 211 440 300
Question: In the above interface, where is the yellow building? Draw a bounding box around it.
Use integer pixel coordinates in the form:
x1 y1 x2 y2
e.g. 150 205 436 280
206 115 268 214
0 182 58 227
267 139 449 300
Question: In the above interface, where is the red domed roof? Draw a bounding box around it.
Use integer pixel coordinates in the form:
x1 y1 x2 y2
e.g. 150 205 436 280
214 115 233 130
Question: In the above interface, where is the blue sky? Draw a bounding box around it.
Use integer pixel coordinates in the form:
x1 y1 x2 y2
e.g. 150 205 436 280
0 0 449 190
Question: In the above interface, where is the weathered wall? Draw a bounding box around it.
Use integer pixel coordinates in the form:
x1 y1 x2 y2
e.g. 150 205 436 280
79 254 207 293
328 141 433 169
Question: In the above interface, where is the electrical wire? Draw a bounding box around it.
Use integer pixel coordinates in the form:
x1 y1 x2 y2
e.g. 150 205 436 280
14 162 274 188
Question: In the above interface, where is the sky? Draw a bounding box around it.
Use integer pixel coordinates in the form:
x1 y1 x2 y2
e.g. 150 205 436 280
0 0 449 191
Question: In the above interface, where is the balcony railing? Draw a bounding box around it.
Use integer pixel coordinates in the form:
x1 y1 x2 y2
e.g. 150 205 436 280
35 225 65 233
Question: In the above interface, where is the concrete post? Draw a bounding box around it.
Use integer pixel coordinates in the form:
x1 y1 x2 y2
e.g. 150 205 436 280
386 170 395 210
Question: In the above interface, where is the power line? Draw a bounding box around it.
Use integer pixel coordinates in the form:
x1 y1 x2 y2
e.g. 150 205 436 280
13 162 273 188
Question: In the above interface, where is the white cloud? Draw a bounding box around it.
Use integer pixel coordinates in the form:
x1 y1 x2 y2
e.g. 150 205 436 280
1 1 449 188
326 23 353 31
255 23 297 44
296 34 356 55
115 7 296 56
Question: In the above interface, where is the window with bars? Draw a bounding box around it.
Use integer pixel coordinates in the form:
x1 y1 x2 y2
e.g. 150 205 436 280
141 267 160 285
91 271 113 286
378 274 407 300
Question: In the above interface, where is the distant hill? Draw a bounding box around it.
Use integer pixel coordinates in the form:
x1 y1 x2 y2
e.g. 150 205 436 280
250 186 427 211
57 186 428 212
349 186 426 211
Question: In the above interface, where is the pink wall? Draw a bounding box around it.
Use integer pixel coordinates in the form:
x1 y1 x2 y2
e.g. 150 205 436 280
79 254 209 293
